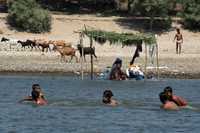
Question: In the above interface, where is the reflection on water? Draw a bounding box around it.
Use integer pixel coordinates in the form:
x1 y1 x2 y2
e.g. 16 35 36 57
0 75 200 133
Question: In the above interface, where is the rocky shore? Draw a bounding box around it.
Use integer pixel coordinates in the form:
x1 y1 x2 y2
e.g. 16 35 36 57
0 51 199 79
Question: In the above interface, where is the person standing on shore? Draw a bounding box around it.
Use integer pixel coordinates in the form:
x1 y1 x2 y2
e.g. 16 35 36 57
174 28 183 54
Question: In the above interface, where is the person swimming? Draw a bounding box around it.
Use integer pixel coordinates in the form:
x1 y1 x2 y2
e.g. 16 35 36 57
164 86 187 107
20 84 47 105
33 84 46 100
159 91 179 110
102 90 118 106
32 90 47 105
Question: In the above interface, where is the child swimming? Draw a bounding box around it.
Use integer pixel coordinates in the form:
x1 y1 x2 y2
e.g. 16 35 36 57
159 91 179 110
102 90 118 106
20 84 47 105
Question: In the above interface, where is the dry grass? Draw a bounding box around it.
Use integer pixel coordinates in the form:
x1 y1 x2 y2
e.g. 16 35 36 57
0 29 3 34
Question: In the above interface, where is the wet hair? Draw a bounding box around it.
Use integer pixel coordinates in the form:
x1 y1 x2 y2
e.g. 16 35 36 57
164 86 173 93
159 91 173 104
32 84 40 90
102 90 113 104
31 90 39 101
159 92 167 104
103 90 113 98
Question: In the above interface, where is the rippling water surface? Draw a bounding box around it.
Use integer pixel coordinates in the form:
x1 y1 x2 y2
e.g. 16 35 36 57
0 74 200 133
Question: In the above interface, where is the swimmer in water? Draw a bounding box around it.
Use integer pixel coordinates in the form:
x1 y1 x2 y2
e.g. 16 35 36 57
32 84 47 105
164 86 187 107
159 91 179 110
32 89 47 105
20 84 47 105
102 90 118 106
33 84 46 101
19 84 39 102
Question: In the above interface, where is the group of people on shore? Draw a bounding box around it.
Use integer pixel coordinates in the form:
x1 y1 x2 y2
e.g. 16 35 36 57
20 84 188 111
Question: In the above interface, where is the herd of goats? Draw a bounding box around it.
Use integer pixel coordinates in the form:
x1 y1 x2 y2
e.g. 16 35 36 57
0 37 97 62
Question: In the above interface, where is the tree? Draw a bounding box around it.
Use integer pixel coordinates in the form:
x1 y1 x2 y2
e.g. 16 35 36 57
129 0 171 30
7 0 52 33
182 0 200 30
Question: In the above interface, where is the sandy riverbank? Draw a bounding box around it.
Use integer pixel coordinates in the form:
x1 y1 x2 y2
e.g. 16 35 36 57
0 13 200 78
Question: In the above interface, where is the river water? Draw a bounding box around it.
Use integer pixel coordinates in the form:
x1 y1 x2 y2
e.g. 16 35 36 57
0 74 200 133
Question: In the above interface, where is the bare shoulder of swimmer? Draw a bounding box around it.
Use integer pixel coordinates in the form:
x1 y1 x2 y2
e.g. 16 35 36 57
163 102 179 110
110 99 119 106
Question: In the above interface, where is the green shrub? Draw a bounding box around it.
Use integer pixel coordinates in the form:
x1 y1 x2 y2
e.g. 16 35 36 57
143 17 172 31
7 0 52 33
181 0 200 31
183 15 200 31
151 18 172 30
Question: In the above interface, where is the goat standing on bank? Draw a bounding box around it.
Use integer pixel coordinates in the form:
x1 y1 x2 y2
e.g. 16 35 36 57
54 45 78 63
34 39 50 52
77 44 97 62
1 37 9 42
17 40 32 50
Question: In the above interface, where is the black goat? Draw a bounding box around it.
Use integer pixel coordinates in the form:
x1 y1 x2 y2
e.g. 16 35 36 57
77 44 97 62
26 39 39 50
17 40 32 50
1 37 9 42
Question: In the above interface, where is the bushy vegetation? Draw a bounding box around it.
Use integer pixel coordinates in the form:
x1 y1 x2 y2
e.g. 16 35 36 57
7 0 52 33
182 0 200 31
5 0 200 32
128 0 172 30
36 0 116 12
83 29 156 46
143 18 172 31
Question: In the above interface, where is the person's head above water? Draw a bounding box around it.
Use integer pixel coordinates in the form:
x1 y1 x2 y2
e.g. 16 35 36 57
164 86 173 96
32 84 40 90
103 90 113 98
103 90 114 104
159 91 173 104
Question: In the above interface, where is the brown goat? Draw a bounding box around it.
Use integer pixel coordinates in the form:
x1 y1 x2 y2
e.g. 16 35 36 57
34 39 51 52
54 46 78 62
50 40 72 48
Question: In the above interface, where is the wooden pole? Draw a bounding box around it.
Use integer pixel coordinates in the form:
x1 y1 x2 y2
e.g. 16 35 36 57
145 44 147 79
156 43 159 79
90 37 94 80
83 24 94 80
80 33 84 80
